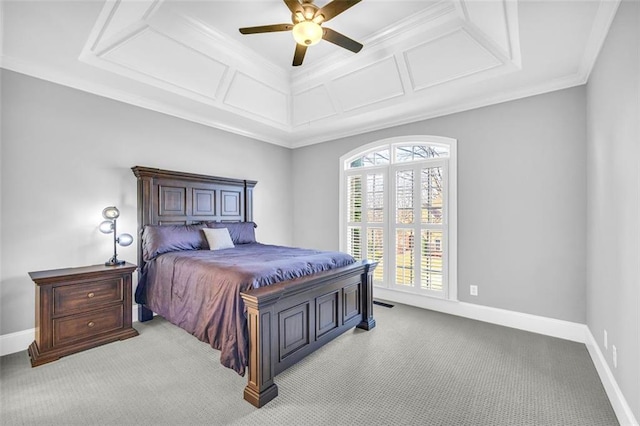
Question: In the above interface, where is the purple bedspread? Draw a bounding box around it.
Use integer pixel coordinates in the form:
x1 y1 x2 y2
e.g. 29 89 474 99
137 243 355 375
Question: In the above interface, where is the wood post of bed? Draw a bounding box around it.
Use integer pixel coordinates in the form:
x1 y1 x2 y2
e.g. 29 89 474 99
242 293 280 408
357 262 377 331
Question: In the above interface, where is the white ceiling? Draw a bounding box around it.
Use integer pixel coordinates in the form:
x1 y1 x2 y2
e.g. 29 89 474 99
0 0 621 148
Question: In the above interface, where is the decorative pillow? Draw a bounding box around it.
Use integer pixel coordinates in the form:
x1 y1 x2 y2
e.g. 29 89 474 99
206 221 257 245
202 228 235 250
142 224 207 261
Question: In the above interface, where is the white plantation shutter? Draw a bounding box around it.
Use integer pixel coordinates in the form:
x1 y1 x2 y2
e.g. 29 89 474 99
391 161 447 296
420 166 445 292
347 226 362 260
367 174 384 223
421 167 443 224
348 175 362 223
366 173 385 284
395 170 414 224
345 170 386 285
341 137 454 300
395 228 414 286
421 230 443 291
346 175 363 261
367 227 384 284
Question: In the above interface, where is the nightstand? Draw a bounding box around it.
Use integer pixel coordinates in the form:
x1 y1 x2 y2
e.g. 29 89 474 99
28 262 138 367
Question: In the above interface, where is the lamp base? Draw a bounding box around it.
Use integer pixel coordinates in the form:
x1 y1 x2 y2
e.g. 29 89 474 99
105 258 125 266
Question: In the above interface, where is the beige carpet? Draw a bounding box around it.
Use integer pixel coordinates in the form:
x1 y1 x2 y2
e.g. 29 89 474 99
0 302 618 425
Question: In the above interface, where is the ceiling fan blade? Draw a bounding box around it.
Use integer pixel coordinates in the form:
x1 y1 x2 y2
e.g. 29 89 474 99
239 24 293 35
322 27 363 53
293 43 308 66
315 0 361 23
283 0 304 15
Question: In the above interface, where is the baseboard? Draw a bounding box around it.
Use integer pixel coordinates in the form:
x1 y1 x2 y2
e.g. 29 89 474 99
0 328 35 357
0 305 143 357
374 288 638 425
585 329 639 426
374 288 587 342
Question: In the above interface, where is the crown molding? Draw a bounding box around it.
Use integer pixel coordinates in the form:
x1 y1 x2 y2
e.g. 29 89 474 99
289 71 586 148
577 0 622 83
0 52 587 151
503 0 521 68
0 55 293 148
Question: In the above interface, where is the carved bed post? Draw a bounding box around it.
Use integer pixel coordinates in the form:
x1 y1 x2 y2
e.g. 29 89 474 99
133 168 154 323
357 261 377 331
244 180 256 222
241 291 280 408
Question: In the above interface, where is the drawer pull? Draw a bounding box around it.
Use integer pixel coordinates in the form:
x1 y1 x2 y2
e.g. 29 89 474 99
87 292 95 299
87 321 95 328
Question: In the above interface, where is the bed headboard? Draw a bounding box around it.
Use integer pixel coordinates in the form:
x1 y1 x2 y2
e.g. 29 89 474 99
131 166 257 269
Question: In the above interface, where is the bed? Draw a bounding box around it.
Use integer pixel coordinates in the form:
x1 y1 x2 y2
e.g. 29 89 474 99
132 166 377 407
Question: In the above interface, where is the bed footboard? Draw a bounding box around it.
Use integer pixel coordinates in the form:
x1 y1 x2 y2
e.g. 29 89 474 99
240 260 377 408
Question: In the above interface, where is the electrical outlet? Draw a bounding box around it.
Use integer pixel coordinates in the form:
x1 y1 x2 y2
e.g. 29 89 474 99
470 285 478 296
612 345 617 368
604 329 608 349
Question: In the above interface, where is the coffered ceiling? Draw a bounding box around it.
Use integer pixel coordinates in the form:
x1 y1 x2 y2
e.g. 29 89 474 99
0 0 621 148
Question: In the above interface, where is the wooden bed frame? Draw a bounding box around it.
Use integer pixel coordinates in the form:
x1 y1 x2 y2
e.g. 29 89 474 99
132 166 377 407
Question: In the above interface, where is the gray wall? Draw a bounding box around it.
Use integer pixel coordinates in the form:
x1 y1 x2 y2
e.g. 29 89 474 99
0 70 293 335
586 0 639 420
292 87 587 324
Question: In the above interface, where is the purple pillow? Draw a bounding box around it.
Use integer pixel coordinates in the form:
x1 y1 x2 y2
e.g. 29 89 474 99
142 224 207 260
206 222 257 245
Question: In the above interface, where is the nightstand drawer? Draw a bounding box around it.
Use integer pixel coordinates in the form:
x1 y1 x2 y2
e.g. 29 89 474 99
53 278 123 316
53 305 124 346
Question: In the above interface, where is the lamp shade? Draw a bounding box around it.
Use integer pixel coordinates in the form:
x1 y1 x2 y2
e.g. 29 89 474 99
99 220 114 234
292 21 323 46
102 206 120 220
117 233 133 247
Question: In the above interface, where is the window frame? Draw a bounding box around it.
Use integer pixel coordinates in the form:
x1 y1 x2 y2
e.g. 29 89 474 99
339 135 458 301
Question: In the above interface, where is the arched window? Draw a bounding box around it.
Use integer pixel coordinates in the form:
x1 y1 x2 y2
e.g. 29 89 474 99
340 136 457 300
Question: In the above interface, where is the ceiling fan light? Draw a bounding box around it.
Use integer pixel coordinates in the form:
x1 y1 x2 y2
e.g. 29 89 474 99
292 21 323 46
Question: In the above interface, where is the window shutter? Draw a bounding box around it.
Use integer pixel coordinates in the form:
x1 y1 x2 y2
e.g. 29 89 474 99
347 226 362 260
347 175 362 223
421 230 443 291
396 170 414 224
421 167 443 224
367 227 384 284
367 173 384 223
395 228 414 286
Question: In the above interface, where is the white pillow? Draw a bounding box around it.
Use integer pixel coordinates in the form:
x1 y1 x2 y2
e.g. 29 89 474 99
202 228 235 250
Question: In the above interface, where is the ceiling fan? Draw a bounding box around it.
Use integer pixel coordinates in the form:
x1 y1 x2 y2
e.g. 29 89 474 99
239 0 363 67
